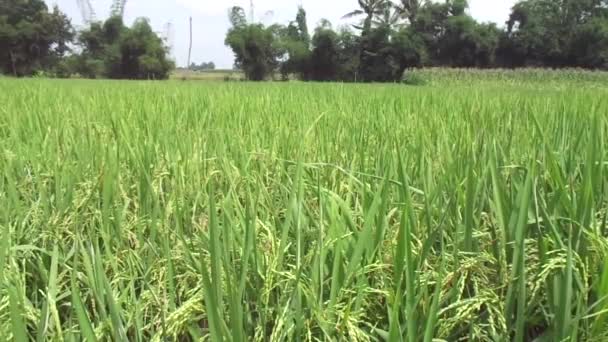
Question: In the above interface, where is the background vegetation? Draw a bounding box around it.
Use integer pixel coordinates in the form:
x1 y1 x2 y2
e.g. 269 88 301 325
0 0 73 77
0 0 173 79
226 0 608 81
69 16 174 80
188 62 216 71
1 0 608 80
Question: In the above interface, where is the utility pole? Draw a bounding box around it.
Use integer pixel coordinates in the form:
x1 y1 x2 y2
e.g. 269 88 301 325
187 17 193 69
250 0 254 23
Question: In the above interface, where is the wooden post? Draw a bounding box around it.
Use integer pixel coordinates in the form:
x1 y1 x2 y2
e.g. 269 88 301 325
9 50 17 77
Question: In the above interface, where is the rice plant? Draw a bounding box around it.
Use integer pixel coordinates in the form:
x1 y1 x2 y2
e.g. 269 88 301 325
0 76 607 341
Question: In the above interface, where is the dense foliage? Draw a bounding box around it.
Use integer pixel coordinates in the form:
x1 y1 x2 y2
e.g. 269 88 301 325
73 17 174 80
2 0 608 80
226 0 608 81
189 61 216 71
225 7 285 81
498 0 608 69
1 71 608 340
0 0 74 76
0 0 172 79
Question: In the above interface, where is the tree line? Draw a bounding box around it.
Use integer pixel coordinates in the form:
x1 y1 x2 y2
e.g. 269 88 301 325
0 0 173 79
2 0 607 81
188 62 217 71
226 0 608 82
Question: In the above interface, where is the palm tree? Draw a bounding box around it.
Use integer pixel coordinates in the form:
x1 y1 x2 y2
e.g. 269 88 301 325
373 5 404 30
394 0 421 24
343 0 392 35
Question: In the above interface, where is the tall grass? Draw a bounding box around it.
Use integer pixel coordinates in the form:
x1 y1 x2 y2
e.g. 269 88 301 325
408 67 608 88
0 77 607 341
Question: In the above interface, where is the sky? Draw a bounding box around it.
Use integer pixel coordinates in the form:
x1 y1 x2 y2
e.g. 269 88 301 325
46 0 518 69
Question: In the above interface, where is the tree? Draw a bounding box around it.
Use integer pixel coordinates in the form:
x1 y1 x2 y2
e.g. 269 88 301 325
309 21 341 81
496 0 608 69
119 18 174 79
343 0 391 35
497 0 565 67
394 0 422 24
75 16 174 79
295 6 311 46
349 3 418 82
336 27 361 81
450 0 468 16
406 0 500 68
190 62 216 71
0 0 74 76
229 6 248 29
343 0 391 80
225 6 284 81
358 25 405 82
221 0 608 81
72 21 113 78
280 7 312 80
570 17 608 69
437 16 500 67
410 1 452 65
393 26 426 70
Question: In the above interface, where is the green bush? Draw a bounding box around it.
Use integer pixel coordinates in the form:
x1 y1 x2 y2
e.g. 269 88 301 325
74 17 174 80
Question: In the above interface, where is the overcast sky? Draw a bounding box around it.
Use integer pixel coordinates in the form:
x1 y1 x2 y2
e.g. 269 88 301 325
46 0 517 69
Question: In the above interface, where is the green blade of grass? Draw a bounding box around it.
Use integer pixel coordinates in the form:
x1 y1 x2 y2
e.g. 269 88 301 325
8 281 28 342
71 270 98 342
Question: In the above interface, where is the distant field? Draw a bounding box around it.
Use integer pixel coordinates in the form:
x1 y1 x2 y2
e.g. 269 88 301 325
171 69 245 81
408 67 608 85
1 74 607 341
170 67 608 85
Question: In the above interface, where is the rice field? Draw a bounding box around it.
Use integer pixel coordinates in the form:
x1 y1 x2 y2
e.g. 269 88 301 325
1 74 608 341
